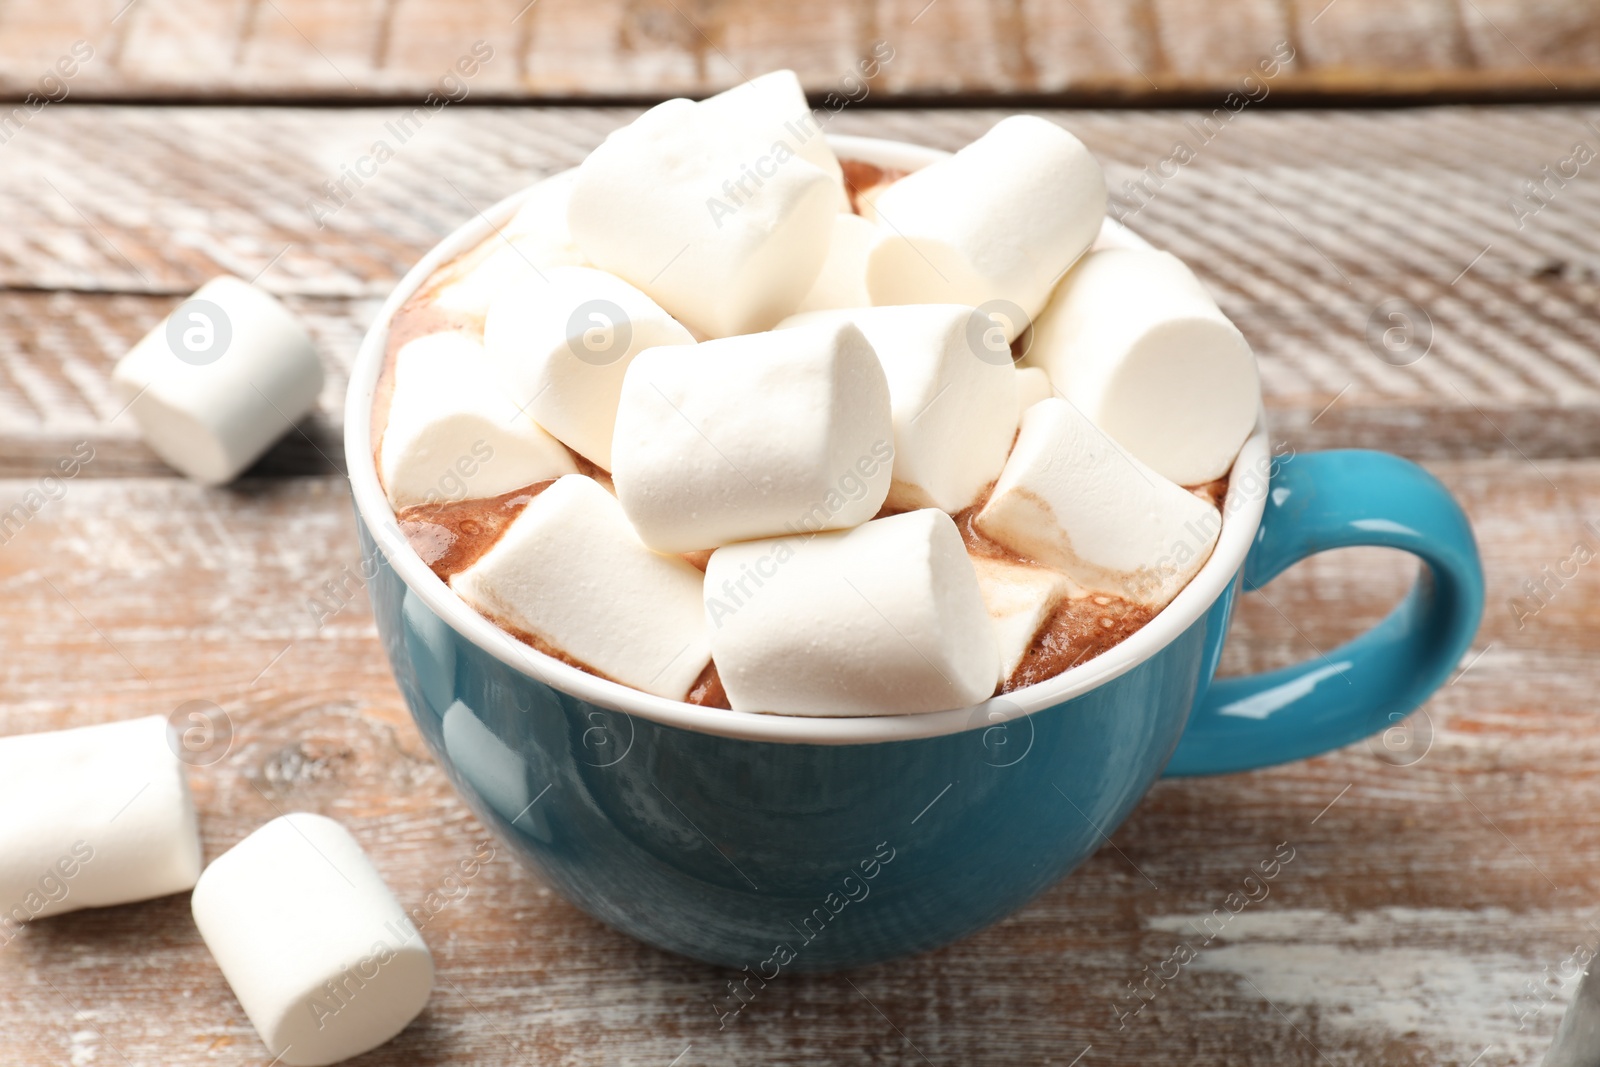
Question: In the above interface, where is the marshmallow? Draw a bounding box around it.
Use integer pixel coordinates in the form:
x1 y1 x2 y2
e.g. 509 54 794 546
431 169 589 318
380 332 577 509
112 276 324 485
1015 365 1053 416
482 266 694 470
696 70 847 207
864 115 1106 338
853 178 896 224
975 398 1221 608
970 556 1071 685
611 322 894 553
704 509 999 715
451 475 711 699
191 814 433 1067
794 212 878 313
1027 247 1259 485
0 716 200 923
779 305 1016 512
567 96 839 337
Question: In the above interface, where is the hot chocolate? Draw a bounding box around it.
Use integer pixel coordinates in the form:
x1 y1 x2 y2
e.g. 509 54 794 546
368 72 1258 717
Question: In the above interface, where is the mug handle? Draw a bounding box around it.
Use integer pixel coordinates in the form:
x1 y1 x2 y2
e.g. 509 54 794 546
1164 449 1485 777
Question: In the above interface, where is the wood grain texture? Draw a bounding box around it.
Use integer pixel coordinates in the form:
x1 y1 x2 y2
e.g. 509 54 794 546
2 100 1599 1065
2 105 1600 477
0 459 1594 1065
0 0 1598 101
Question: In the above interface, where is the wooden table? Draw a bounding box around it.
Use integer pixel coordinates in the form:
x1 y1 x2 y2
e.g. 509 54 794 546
1 102 1598 1066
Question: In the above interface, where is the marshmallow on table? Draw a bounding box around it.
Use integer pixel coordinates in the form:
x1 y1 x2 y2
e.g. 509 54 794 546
976 398 1221 608
865 115 1106 339
1028 247 1258 485
567 95 839 337
191 813 433 1067
430 169 589 318
451 474 711 700
695 70 847 208
112 275 324 485
794 212 878 313
483 266 694 470
380 332 577 509
0 716 200 923
779 304 1017 513
970 556 1072 685
705 509 998 715
611 321 894 553
1015 365 1053 416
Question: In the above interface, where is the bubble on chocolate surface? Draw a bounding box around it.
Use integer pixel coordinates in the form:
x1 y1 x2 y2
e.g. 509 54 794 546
966 696 1033 768
167 699 234 767
165 297 232 366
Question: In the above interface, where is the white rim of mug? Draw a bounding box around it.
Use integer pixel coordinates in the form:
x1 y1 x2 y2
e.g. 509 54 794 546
344 132 1271 745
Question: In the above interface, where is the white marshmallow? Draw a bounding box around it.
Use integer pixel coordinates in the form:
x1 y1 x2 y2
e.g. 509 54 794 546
431 170 589 318
191 814 433 1067
1015 365 1053 416
864 115 1106 338
483 266 694 470
705 509 999 715
0 716 200 924
794 212 877 313
1028 247 1259 485
970 556 1071 685
567 96 838 337
975 398 1221 608
611 322 894 553
380 332 576 509
696 70 847 207
779 305 1016 512
451 475 711 699
853 179 895 224
112 276 324 485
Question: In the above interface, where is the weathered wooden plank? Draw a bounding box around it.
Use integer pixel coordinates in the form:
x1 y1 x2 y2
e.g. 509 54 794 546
0 0 1598 102
0 458 1594 1065
2 106 1600 472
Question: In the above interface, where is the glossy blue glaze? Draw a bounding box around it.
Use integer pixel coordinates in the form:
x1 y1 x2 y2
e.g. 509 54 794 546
360 448 1482 970
1165 450 1485 776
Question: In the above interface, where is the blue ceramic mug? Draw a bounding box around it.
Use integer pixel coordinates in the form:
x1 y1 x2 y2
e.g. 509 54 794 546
345 135 1485 971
